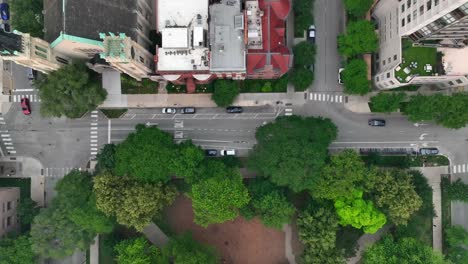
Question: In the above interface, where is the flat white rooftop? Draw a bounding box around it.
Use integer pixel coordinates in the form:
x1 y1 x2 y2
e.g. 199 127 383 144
162 28 189 49
157 48 209 71
157 0 208 29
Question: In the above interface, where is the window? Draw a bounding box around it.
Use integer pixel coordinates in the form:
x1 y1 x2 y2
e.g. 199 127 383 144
394 55 398 60
460 3 468 14
434 0 439 6
448 81 454 86
420 5 424 15
55 56 69 65
402 4 405 12
139 56 145 63
427 0 432 11
35 45 48 53
421 26 431 35
407 14 411 23
402 19 405 27
383 60 386 66
389 80 395 85
7 201 11 210
413 10 417 20
456 79 463 84
442 13 456 24
387 72 391 78
376 76 380 81
34 51 47 59
6 217 11 227
407 0 411 8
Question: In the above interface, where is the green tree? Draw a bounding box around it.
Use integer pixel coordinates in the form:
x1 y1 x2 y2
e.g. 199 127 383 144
363 236 448 264
249 115 337 192
9 0 43 37
211 80 240 107
114 237 161 264
343 0 374 18
342 59 370 95
370 92 406 113
445 226 468 264
96 143 117 172
93 172 177 231
35 64 107 118
0 235 36 264
190 163 250 227
446 179 468 202
17 198 39 226
293 0 314 36
371 169 422 226
293 41 317 67
290 67 314 91
242 179 295 229
115 125 204 182
297 205 345 264
334 190 386 234
312 150 373 200
161 233 218 264
338 20 378 57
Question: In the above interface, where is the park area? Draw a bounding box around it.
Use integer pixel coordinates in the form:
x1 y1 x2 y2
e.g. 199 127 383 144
163 195 289 264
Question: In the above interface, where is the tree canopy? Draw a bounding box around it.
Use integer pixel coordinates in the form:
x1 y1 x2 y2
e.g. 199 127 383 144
161 233 218 264
343 0 374 18
9 0 44 37
211 80 240 107
17 198 39 226
338 20 378 57
293 0 314 36
370 92 406 113
241 179 296 229
290 67 314 91
342 59 370 95
293 41 317 67
334 189 386 234
0 235 36 264
93 172 177 231
190 161 250 227
445 179 468 202
363 236 448 264
96 143 117 173
403 93 468 129
114 237 161 264
35 64 107 118
445 225 468 264
114 125 204 182
249 116 337 192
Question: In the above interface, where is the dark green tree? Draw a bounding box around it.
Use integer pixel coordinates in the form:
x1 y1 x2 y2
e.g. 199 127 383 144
445 226 468 264
190 162 250 227
0 235 36 264
338 20 378 57
35 64 107 118
249 116 337 192
446 179 468 202
290 67 314 91
370 92 406 113
17 198 39 226
293 41 317 67
343 0 374 18
211 80 240 107
9 0 43 37
96 143 117 172
293 0 314 36
161 233 218 264
114 237 161 264
363 236 448 264
342 59 370 95
242 179 295 229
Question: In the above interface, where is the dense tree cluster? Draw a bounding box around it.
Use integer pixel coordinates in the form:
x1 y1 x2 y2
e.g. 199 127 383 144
341 59 370 95
211 80 240 107
370 92 406 113
343 0 374 18
0 235 36 264
338 20 378 58
293 0 315 36
9 0 44 37
445 226 468 264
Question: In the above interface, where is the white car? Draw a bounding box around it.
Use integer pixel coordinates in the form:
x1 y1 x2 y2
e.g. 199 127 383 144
162 108 177 114
338 68 344 84
220 149 236 156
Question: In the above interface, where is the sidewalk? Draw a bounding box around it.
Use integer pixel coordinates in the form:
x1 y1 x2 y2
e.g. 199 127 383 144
283 224 297 264
142 223 169 248
346 225 390 264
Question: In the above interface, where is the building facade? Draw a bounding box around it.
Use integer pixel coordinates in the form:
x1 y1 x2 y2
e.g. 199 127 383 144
373 0 468 90
0 187 20 238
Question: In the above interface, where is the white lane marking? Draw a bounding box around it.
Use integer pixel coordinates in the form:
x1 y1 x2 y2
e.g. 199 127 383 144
2 138 12 141
91 148 98 151
8 150 16 154
91 110 98 114
91 135 98 139
6 146 14 150
462 164 466 173
14 88 34 92
91 139 98 143
453 166 457 174
90 144 97 147
4 142 12 145
91 127 98 130
91 123 98 126
91 114 98 118
91 152 98 155
1 134 10 137
90 131 98 134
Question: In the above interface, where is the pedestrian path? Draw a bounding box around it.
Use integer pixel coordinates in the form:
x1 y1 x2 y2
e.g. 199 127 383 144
452 163 468 174
43 167 83 177
90 110 99 159
309 93 346 103
11 94 41 103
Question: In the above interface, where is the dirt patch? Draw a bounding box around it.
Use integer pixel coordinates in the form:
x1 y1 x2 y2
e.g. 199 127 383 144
164 195 289 264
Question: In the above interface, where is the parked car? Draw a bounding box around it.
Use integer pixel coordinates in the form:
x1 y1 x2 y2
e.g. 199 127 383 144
419 148 439 155
226 106 243 113
205 149 218 157
338 68 344 84
180 107 196 114
307 25 316 43
162 107 177 114
20 98 31 115
220 149 236 156
0 23 10 32
27 68 36 80
368 119 386 127
0 3 9 21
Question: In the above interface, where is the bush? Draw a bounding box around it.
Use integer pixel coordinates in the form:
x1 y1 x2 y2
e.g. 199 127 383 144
212 80 240 107
446 179 468 202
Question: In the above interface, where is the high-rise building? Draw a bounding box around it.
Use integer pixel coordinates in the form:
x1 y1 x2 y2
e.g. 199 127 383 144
373 0 468 90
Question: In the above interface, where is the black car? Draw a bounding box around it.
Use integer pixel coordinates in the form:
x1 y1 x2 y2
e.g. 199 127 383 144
419 148 439 155
226 106 243 113
181 107 196 114
368 119 386 127
205 149 218 157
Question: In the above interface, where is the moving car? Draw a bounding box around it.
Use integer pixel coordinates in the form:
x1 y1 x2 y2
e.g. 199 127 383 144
181 107 196 114
307 25 316 43
220 149 236 156
226 106 243 113
21 98 31 115
419 148 439 155
368 119 386 127
338 68 344 84
162 107 177 114
205 149 218 157
0 3 9 21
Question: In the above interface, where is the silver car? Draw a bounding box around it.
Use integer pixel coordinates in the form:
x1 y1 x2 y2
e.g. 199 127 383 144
162 108 177 114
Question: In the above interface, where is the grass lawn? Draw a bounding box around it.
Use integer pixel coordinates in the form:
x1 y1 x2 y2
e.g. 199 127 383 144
0 178 31 201
121 75 158 94
394 40 438 83
100 109 128 119
361 154 449 168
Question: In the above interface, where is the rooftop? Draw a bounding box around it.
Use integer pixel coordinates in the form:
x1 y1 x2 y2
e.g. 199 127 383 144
394 40 440 83
438 46 468 75
0 30 22 56
209 0 246 72
157 0 208 30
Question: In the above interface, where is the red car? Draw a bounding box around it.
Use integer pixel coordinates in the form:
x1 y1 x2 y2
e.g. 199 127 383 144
20 98 31 115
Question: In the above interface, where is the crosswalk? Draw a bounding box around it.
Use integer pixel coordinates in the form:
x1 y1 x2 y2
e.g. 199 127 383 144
284 108 293 116
309 93 346 103
11 94 41 103
0 114 16 155
43 167 83 177
90 110 99 158
452 164 468 174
